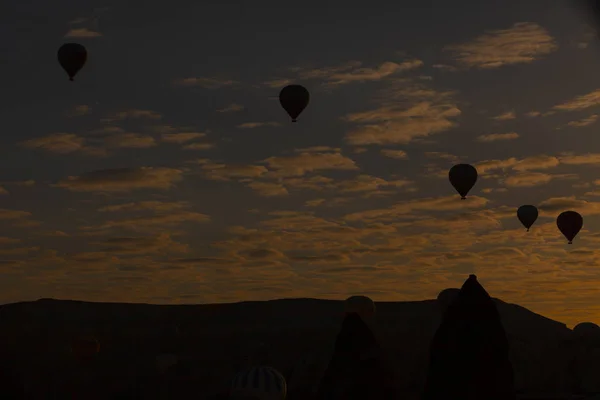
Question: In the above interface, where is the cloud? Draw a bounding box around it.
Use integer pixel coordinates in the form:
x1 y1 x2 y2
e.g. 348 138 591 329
559 153 600 165
432 64 459 72
333 174 413 194
503 172 558 187
294 59 423 86
0 209 32 220
262 78 293 88
553 89 600 111
20 133 88 154
245 182 289 197
216 103 244 113
174 77 238 88
88 212 210 232
64 28 101 38
66 105 91 117
567 114 598 127
104 133 156 149
344 195 489 222
380 149 408 159
198 162 268 181
476 155 560 174
538 197 600 216
261 150 358 177
84 200 210 233
0 237 21 245
474 153 600 192
182 143 215 150
476 132 519 142
20 131 157 155
237 122 281 129
425 152 460 162
324 60 423 85
492 111 516 120
94 234 189 255
55 167 183 192
160 132 207 144
444 22 558 69
344 80 461 146
110 109 161 120
98 201 190 213
263 59 423 90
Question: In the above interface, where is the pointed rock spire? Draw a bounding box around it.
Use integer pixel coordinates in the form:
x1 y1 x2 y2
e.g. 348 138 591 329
422 275 516 400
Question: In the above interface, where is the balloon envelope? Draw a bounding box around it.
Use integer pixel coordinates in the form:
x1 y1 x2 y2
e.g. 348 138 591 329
344 295 375 319
557 210 583 244
57 43 87 81
231 366 287 400
279 85 309 122
448 164 478 199
517 205 538 231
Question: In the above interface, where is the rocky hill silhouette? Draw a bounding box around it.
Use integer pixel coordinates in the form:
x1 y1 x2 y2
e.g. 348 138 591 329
0 292 583 398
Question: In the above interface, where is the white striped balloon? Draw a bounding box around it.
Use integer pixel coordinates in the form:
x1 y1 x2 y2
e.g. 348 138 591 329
231 365 287 400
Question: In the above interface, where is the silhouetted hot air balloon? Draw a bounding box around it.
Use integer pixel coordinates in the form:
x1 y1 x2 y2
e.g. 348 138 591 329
344 295 376 320
449 164 478 200
557 211 583 244
231 366 287 400
279 85 309 122
57 43 87 81
517 205 538 232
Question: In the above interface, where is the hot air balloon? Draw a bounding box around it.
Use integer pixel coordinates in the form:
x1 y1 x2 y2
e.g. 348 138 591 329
279 85 309 122
557 211 583 244
436 288 460 314
71 336 99 362
231 366 287 400
573 322 600 339
344 295 376 320
517 205 538 232
57 43 87 81
449 164 478 200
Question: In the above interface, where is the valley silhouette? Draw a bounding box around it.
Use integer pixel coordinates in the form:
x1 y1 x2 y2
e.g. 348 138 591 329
0 275 598 399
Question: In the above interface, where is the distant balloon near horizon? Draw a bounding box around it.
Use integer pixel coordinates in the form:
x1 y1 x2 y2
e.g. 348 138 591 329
57 43 87 81
448 164 478 200
573 322 600 338
437 288 460 313
344 295 375 320
279 85 309 122
557 211 583 244
517 205 538 232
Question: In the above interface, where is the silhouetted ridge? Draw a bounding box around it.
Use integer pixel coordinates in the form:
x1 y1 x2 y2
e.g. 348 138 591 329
423 274 515 400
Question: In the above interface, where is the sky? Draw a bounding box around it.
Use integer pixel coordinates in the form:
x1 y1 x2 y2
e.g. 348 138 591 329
3 0 600 327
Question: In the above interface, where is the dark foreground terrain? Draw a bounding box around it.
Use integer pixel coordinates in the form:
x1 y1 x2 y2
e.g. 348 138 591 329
0 293 596 398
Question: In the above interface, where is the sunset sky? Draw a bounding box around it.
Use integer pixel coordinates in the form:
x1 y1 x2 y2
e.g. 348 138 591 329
3 0 600 327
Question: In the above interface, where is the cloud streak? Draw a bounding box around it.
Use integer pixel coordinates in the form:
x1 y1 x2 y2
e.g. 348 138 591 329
445 22 558 69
